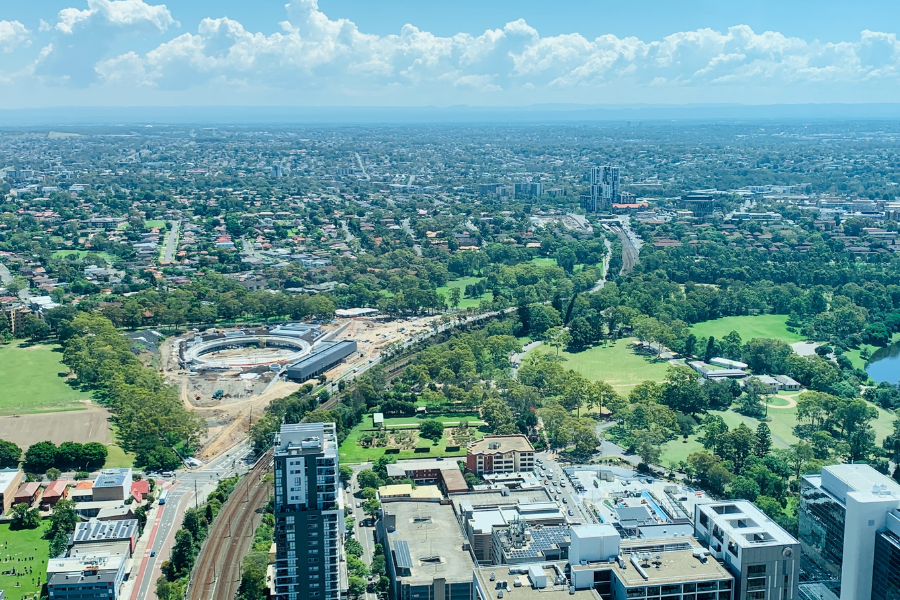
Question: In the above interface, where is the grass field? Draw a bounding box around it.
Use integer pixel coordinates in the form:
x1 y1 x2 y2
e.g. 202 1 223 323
436 276 491 309
144 220 166 229
530 258 557 267
658 400 897 467
339 418 486 463
690 315 803 344
0 521 51 600
527 337 670 394
104 445 135 469
50 250 114 263
0 345 90 415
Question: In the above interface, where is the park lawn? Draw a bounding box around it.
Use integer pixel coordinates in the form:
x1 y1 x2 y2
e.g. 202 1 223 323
50 249 114 263
436 276 491 310
658 398 896 467
382 415 484 427
144 220 166 229
104 445 135 469
0 345 90 415
528 337 670 394
530 258 557 267
690 315 803 344
338 419 486 464
0 521 51 600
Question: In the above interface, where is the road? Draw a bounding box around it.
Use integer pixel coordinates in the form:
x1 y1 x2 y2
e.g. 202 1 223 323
589 239 613 292
537 452 597 525
132 441 257 600
160 219 181 264
346 464 376 600
0 260 33 301
355 152 370 180
401 218 422 257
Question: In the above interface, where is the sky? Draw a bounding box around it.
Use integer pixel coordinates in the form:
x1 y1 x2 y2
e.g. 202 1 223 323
3 0 900 109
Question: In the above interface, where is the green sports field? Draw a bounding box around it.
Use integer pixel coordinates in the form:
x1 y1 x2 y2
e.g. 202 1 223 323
0 345 89 415
690 315 803 344
50 250 114 263
0 521 51 600
436 276 491 309
526 337 670 394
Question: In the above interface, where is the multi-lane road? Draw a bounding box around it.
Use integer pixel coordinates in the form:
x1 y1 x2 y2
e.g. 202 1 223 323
130 441 257 600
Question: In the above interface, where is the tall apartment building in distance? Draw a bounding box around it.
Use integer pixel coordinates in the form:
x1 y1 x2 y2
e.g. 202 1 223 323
273 423 345 600
799 463 900 600
581 165 620 212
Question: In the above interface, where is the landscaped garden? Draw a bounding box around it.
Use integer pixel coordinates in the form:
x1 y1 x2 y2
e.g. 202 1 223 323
338 413 487 463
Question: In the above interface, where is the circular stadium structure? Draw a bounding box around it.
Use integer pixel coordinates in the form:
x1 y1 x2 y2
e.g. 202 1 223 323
184 335 312 370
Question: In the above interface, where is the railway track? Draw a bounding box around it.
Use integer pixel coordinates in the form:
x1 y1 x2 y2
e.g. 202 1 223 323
188 450 273 600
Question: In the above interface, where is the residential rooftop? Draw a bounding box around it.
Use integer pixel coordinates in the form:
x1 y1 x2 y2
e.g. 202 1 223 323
468 435 534 455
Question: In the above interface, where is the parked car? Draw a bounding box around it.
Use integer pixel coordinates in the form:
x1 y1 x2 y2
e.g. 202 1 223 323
356 502 362 508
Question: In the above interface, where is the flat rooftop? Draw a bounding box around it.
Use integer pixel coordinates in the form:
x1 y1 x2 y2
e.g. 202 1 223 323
275 422 338 455
383 501 475 584
613 549 733 587
453 489 552 514
697 501 798 548
468 435 534 454
474 565 601 600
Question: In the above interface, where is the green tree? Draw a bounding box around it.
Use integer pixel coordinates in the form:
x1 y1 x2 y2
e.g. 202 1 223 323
0 439 21 468
348 576 367 598
345 538 364 558
419 419 444 443
10 503 40 530
661 366 708 417
481 397 514 432
363 498 381 519
357 469 382 490
169 529 197 577
24 441 57 473
448 287 461 310
729 476 760 502
237 552 269 600
755 423 772 458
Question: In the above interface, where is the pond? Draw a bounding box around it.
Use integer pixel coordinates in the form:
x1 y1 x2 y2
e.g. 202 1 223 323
866 341 900 385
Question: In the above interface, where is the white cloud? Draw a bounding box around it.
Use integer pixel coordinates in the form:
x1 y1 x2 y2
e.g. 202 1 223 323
0 21 30 53
7 0 900 104
56 0 175 34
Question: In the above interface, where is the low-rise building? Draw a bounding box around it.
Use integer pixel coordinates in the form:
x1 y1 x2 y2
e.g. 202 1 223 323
41 480 70 509
14 482 41 506
73 520 139 556
377 501 475 600
0 469 23 514
377 484 443 503
92 469 131 502
46 552 127 600
466 436 535 475
385 458 469 494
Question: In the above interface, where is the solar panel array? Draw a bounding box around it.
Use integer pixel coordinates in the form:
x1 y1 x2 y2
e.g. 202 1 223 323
393 540 413 570
504 525 569 561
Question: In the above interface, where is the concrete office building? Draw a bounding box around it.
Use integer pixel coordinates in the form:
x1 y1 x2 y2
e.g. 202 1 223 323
91 469 132 502
377 501 475 600
694 501 800 600
799 463 900 600
872 509 900 600
46 552 127 600
473 563 602 600
273 423 345 600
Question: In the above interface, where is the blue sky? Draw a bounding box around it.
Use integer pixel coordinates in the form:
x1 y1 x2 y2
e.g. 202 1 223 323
2 0 900 108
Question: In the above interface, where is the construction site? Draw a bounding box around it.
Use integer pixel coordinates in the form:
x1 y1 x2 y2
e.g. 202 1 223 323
157 313 442 459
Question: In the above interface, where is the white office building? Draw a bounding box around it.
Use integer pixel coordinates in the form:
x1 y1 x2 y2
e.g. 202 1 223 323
799 463 900 600
694 501 800 600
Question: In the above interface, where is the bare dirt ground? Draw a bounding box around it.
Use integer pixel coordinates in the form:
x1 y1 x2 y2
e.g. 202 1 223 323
0 404 111 447
159 317 441 457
